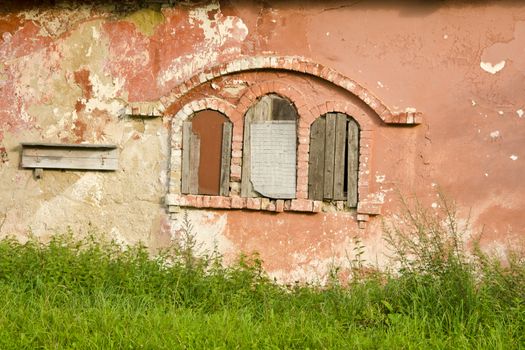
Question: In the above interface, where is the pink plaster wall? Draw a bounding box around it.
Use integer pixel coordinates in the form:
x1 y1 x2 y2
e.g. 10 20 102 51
0 1 524 281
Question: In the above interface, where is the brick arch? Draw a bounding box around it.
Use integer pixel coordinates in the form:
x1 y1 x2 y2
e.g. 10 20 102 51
234 80 311 126
169 97 236 195
160 55 422 125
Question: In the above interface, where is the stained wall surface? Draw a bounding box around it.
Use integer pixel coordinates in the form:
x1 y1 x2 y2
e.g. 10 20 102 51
1 1 524 282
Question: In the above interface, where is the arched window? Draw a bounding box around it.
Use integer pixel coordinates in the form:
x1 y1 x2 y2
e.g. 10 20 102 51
181 110 232 196
308 113 359 207
241 94 298 199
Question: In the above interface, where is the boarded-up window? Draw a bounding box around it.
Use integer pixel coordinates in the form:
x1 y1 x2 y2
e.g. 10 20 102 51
241 94 298 199
308 113 359 207
181 110 232 196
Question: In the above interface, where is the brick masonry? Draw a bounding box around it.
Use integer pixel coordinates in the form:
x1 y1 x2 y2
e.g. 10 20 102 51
165 55 422 220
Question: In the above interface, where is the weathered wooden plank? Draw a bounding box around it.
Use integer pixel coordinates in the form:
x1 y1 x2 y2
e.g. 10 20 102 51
21 146 118 170
333 113 347 200
347 119 359 207
188 131 200 195
21 142 116 149
323 113 336 199
219 122 232 196
181 121 192 194
21 156 118 171
308 118 325 200
23 148 117 159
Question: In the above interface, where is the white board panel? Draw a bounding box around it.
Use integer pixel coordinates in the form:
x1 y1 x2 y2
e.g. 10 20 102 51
250 121 296 199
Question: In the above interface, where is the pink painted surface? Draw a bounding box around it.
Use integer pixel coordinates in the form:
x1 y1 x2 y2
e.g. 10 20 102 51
0 2 524 279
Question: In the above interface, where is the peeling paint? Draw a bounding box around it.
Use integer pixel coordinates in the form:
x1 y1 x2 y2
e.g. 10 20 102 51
490 130 500 139
125 8 165 37
480 60 505 74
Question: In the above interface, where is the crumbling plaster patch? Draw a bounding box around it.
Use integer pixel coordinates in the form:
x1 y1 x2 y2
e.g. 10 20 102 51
158 3 248 87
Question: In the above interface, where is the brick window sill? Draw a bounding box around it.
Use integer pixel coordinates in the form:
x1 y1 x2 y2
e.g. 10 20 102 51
165 194 323 213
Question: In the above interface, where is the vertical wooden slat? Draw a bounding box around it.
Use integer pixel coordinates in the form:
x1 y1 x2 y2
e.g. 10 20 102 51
188 131 200 195
219 122 232 196
333 113 347 200
323 113 336 199
181 121 192 194
347 119 359 207
308 118 326 200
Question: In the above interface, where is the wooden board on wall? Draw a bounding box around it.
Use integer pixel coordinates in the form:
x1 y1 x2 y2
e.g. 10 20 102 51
323 113 336 199
220 122 232 196
347 119 359 207
308 117 325 201
333 113 347 200
21 143 118 171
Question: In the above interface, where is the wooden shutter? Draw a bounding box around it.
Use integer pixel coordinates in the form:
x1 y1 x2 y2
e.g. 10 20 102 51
219 122 232 196
181 121 200 195
308 118 325 201
347 119 359 207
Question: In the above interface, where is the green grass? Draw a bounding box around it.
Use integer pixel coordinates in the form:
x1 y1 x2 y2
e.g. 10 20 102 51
0 203 523 349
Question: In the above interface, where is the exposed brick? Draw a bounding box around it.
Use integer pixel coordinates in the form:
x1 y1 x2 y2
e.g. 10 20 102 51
296 191 308 199
308 63 321 76
202 196 211 208
297 176 308 186
284 200 292 211
298 153 309 162
232 157 242 166
297 167 308 177
292 60 301 71
380 108 393 122
357 202 381 215
297 163 308 173
232 140 243 149
231 196 246 209
298 136 309 145
297 183 308 193
325 70 338 83
186 195 203 208
275 200 285 212
298 127 309 137
209 196 231 209
298 117 310 129
231 165 242 175
246 197 261 210
290 199 313 212
357 214 370 222
298 144 309 154
261 198 271 210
